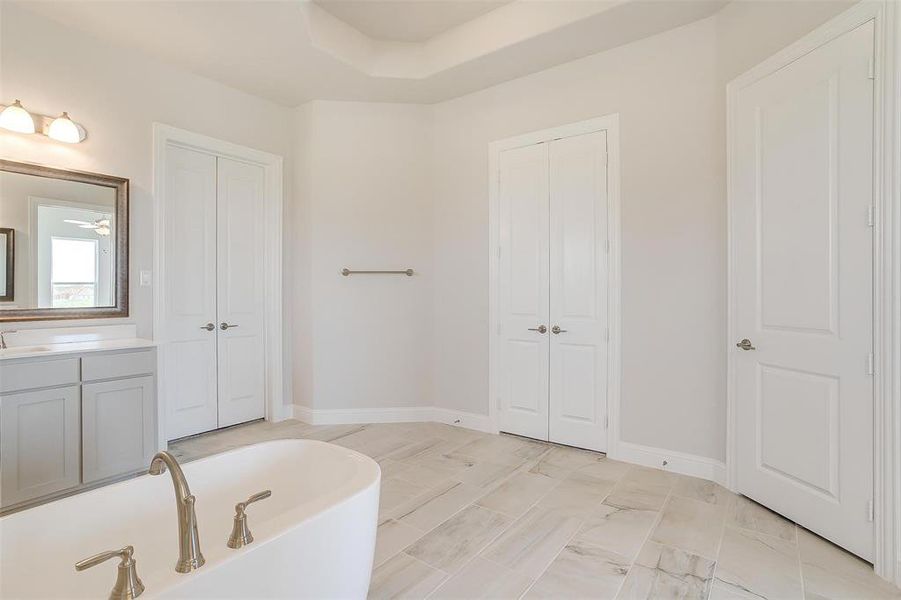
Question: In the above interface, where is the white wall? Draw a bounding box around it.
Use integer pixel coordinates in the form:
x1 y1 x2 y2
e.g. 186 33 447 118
2 0 857 461
432 17 725 460
0 4 294 334
294 101 434 411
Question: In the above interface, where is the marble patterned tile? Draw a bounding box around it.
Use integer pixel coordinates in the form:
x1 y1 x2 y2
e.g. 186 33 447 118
650 495 726 560
716 526 802 600
709 577 768 600
405 505 512 573
605 468 674 511
429 556 534 600
368 553 447 600
452 435 547 466
386 438 462 462
482 505 584 576
575 503 659 560
391 462 458 488
379 476 434 520
729 495 797 542
617 541 715 600
331 427 415 460
377 458 413 481
577 457 633 482
525 542 631 599
395 480 484 532
374 519 424 567
672 475 735 506
798 528 901 600
451 457 525 489
476 471 559 518
537 470 616 515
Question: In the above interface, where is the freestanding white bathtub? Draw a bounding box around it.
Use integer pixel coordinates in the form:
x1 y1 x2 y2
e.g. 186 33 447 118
0 439 381 599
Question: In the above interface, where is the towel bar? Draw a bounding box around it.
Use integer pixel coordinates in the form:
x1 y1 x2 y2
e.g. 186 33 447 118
341 268 413 276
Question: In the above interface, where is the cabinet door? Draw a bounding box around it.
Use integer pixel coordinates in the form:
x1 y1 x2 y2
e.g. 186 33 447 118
82 376 156 484
0 385 81 508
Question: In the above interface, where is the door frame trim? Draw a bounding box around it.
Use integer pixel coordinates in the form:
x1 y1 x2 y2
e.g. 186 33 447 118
152 123 286 447
725 1 900 584
487 113 622 453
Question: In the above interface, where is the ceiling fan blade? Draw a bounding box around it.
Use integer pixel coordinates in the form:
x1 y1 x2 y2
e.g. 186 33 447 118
64 219 92 225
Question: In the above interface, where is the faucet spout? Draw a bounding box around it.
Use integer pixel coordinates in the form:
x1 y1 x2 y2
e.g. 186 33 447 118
149 451 205 573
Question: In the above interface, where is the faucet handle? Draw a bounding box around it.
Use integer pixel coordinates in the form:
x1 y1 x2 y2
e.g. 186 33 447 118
227 489 272 549
76 545 145 599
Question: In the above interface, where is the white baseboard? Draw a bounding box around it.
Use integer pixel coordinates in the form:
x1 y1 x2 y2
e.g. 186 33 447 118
287 406 725 485
290 405 434 425
289 405 496 434
431 408 497 433
608 440 727 485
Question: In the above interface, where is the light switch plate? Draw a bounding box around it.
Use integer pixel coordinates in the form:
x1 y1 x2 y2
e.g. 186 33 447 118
139 270 152 287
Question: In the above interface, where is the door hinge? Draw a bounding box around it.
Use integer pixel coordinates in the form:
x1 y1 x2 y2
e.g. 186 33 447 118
868 55 875 80
867 206 875 227
867 499 875 522
867 353 875 375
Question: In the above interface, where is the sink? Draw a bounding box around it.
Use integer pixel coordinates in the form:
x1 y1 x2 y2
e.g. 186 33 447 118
0 345 54 356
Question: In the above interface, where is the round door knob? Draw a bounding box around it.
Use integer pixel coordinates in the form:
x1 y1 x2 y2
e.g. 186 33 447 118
220 322 239 330
528 325 547 334
200 323 215 331
736 338 756 351
551 325 567 334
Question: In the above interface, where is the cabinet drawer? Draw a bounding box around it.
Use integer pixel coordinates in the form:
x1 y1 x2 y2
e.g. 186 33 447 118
82 350 156 382
0 358 80 393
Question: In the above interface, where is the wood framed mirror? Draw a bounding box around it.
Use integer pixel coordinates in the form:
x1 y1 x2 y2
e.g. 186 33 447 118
0 160 129 321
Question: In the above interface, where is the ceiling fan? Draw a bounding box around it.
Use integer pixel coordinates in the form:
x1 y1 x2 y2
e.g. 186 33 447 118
64 217 111 236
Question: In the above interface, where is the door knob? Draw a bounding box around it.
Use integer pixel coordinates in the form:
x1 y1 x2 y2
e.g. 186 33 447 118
551 325 567 334
528 325 547 334
736 338 756 351
220 322 239 330
200 323 215 331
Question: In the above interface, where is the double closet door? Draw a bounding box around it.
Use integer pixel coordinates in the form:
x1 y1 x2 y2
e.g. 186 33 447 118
163 146 266 440
497 130 609 452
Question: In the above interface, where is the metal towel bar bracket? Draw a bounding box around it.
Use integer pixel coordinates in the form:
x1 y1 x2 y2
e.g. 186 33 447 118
342 268 413 276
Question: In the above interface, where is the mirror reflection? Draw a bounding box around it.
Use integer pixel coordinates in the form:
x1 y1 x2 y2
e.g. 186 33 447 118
0 170 117 310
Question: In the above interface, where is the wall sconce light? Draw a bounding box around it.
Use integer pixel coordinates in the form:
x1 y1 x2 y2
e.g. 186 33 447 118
0 100 86 143
0 100 35 134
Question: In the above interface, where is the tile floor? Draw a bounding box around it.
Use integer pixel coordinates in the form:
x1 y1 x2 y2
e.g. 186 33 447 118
170 419 901 600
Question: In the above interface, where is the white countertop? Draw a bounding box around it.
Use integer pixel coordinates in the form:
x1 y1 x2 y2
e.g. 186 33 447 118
0 338 156 361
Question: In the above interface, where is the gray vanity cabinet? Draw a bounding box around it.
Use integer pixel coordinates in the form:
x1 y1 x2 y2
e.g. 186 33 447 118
0 385 81 507
82 376 156 484
0 347 158 511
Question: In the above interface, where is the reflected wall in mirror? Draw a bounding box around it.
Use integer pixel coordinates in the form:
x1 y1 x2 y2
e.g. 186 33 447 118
0 160 128 321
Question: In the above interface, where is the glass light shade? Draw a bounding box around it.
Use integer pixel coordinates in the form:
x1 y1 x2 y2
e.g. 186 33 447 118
47 112 81 143
0 100 35 134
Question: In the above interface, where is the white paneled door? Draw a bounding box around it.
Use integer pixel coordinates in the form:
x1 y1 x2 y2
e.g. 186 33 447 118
162 146 219 439
549 131 609 452
498 142 551 442
732 22 874 559
163 148 266 440
216 158 266 429
498 130 609 452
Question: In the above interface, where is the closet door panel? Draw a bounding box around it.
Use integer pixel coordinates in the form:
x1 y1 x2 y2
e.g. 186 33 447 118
497 142 550 442
216 157 266 428
548 131 608 452
162 146 219 440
